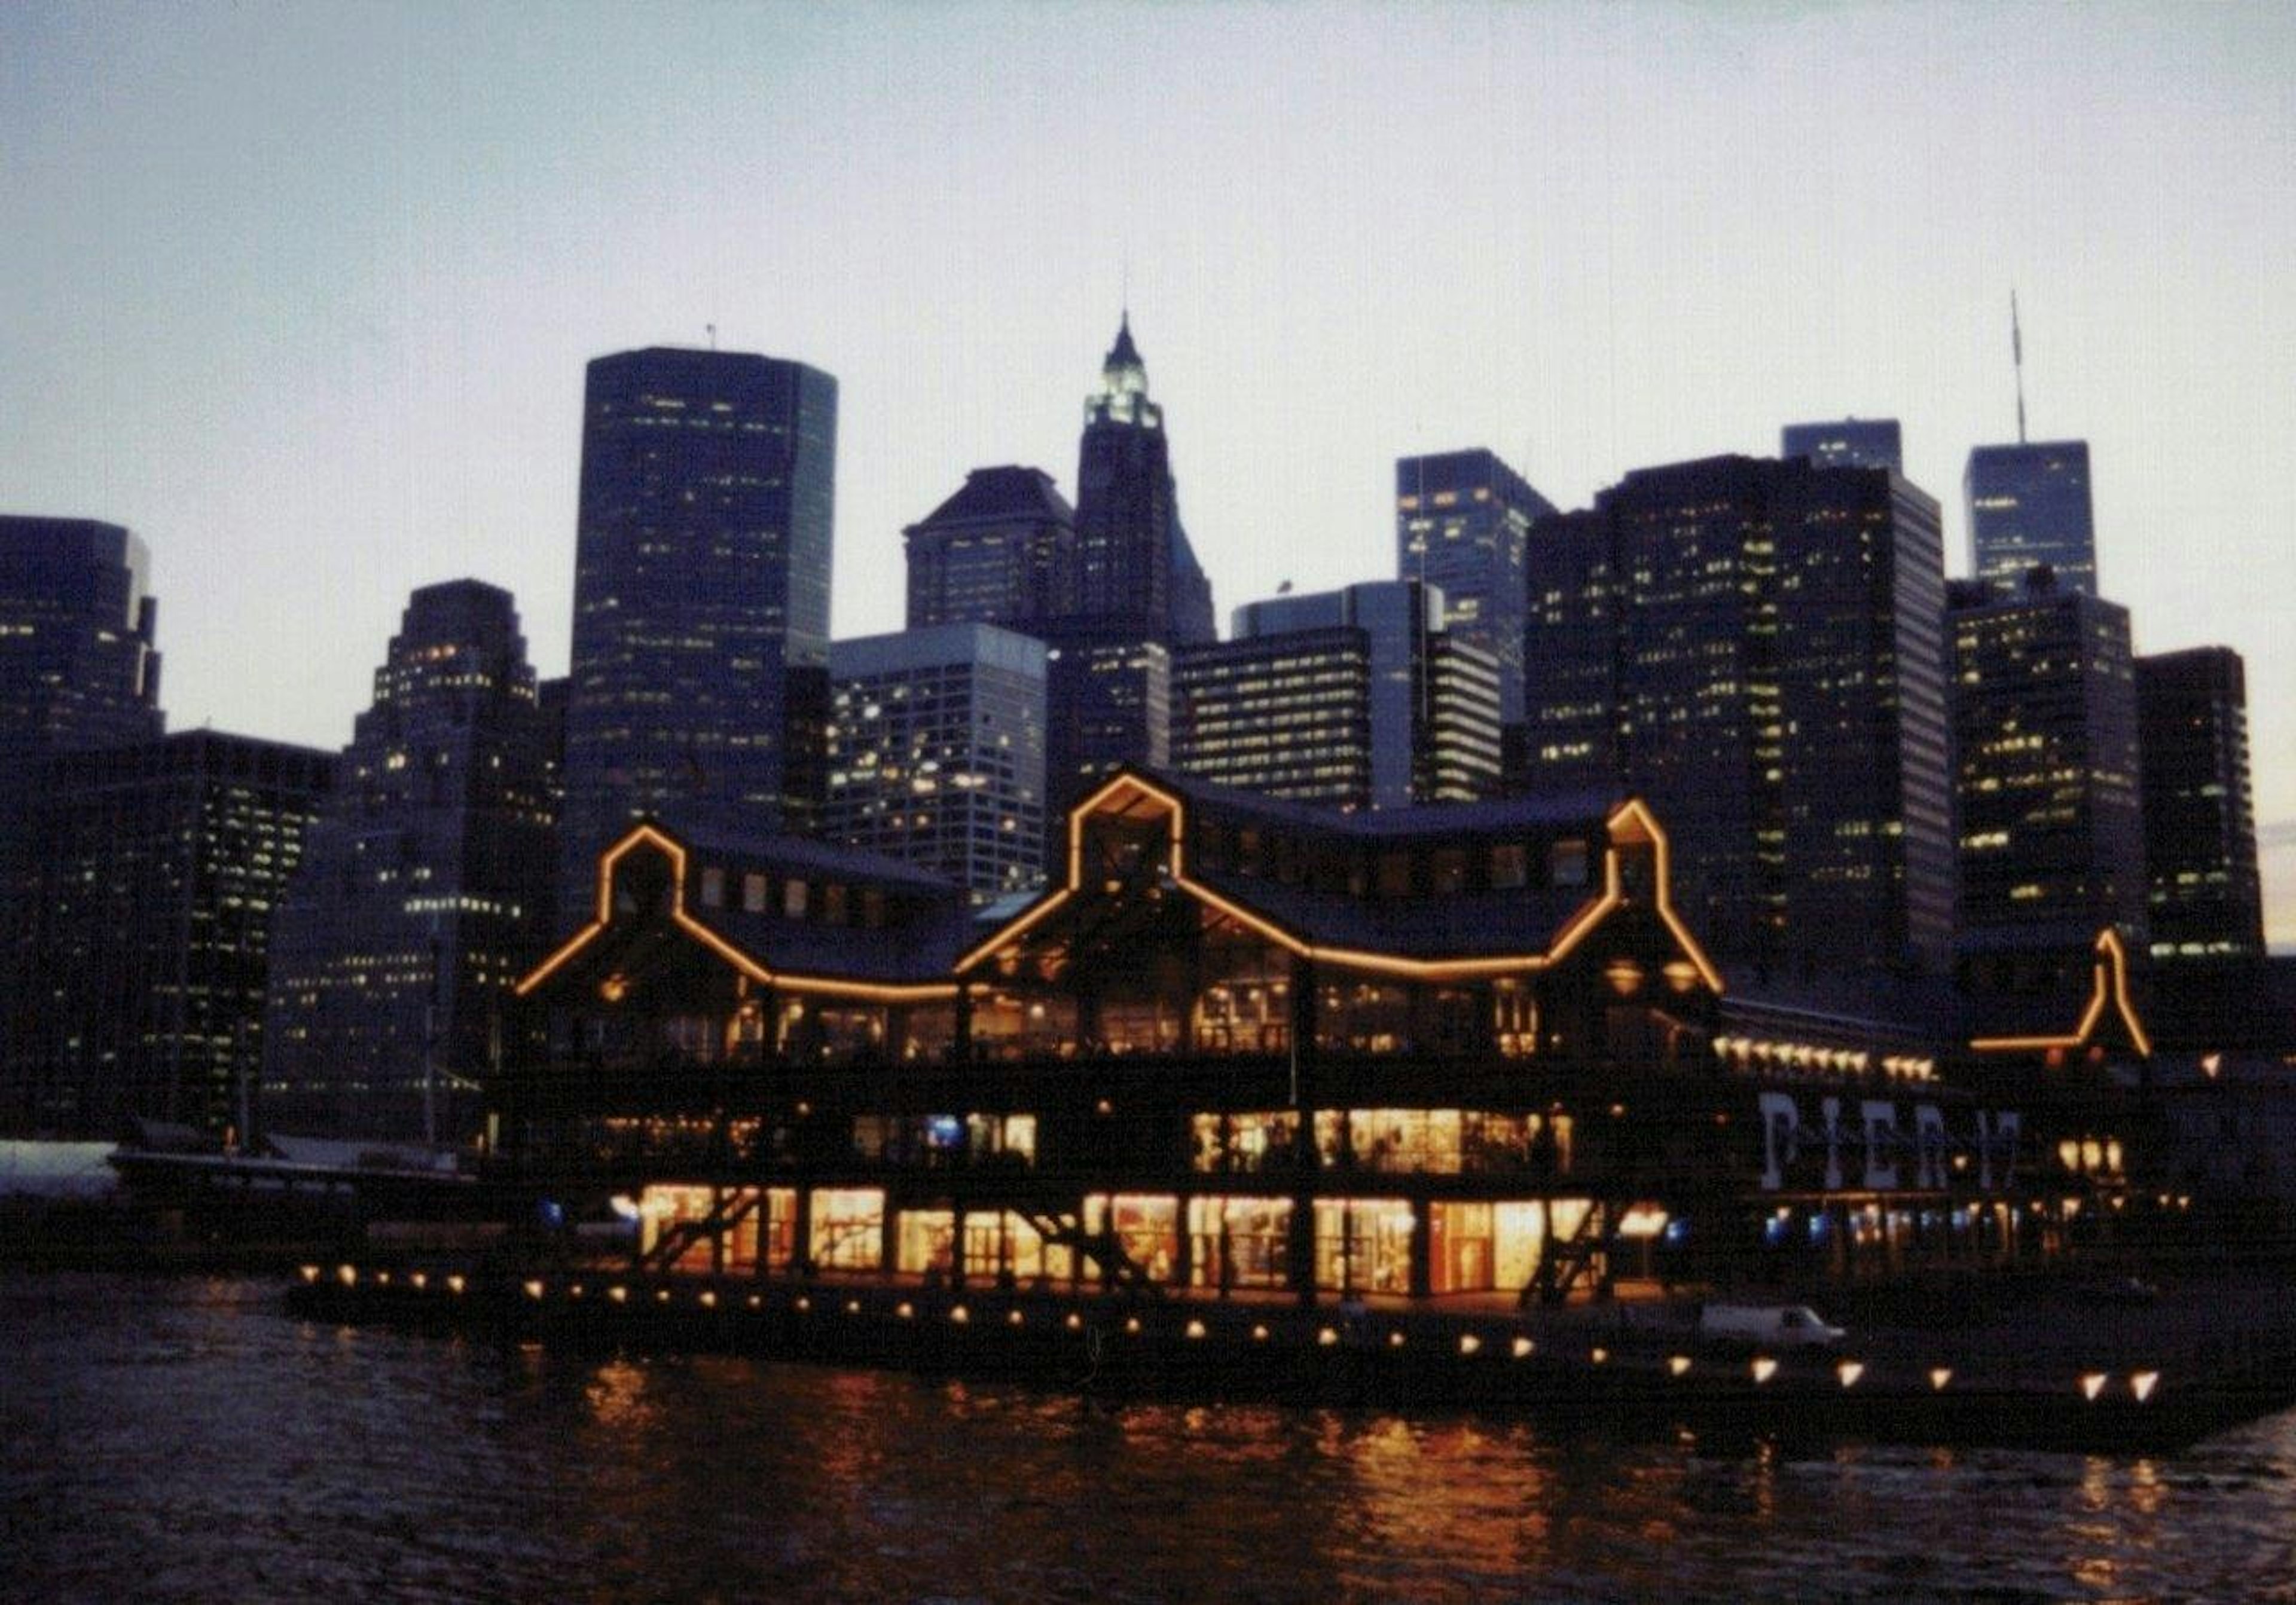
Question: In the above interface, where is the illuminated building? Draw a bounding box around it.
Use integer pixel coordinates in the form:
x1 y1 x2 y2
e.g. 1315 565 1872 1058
903 466 1076 630
1 732 332 1138
1395 450 1557 758
560 346 836 921
262 582 558 1142
1950 569 2145 970
2136 647 2263 962
1781 418 1903 474
1072 314 1213 647
1966 441 2096 597
1042 627 1170 814
1523 456 1955 971
1174 579 1501 808
503 770 2154 1302
0 516 164 787
827 623 1047 904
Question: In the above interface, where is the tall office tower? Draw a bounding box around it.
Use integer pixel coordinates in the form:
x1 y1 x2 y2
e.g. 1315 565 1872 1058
1394 449 1559 740
1523 456 1955 971
1949 569 2145 958
827 623 1047 904
263 582 558 1142
1781 418 1903 474
0 517 164 786
2136 647 2264 961
0 733 332 1138
1043 629 1170 809
1965 441 2095 597
1072 314 1214 646
903 466 1077 629
560 346 835 924
1177 579 1500 809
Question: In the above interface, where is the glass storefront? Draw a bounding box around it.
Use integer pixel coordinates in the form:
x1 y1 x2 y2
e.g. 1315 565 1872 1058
1185 1196 1292 1290
1312 1198 1414 1294
809 1188 886 1271
1083 1193 1178 1283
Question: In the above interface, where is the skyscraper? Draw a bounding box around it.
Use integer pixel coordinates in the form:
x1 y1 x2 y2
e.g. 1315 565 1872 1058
560 347 835 921
1 732 332 1138
264 581 558 1141
2136 646 2264 962
1394 449 1558 736
827 623 1047 904
1177 579 1501 809
0 516 164 788
1072 316 1213 646
1781 418 1903 474
1950 569 2145 958
903 466 1077 630
1523 455 1955 971
1965 441 2096 597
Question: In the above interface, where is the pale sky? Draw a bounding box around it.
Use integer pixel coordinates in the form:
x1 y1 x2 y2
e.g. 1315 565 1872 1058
4 2 2293 942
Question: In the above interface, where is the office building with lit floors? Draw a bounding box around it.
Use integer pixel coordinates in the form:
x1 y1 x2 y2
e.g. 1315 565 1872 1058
2135 647 2264 964
1395 449 1558 751
903 466 1077 631
1522 455 1956 972
1966 440 2097 597
826 623 1048 905
560 346 836 921
1781 418 1903 474
263 582 559 1142
499 769 2161 1305
1173 579 1502 809
0 732 332 1138
1949 569 2145 987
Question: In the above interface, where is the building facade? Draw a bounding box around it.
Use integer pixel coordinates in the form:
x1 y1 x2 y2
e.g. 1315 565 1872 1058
1965 441 2096 597
1523 456 1956 971
1950 571 2146 964
262 582 559 1142
500 771 2154 1306
0 516 165 787
1781 418 1903 474
1176 579 1502 809
1395 449 1558 736
560 347 836 921
1071 316 1214 647
2136 647 2264 962
1 732 332 1138
902 466 1077 631
827 623 1048 905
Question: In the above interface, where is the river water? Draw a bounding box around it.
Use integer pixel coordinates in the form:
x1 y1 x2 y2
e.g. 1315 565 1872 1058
4 1275 2294 1603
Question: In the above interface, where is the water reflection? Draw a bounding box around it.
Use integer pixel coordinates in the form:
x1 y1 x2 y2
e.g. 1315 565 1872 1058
5 1276 2295 1603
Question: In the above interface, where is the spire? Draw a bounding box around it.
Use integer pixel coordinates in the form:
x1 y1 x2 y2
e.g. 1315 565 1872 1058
1105 310 1143 374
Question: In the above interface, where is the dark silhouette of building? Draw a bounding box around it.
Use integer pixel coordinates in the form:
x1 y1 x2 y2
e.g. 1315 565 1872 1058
0 517 164 781
1 732 332 1138
2137 646 2264 962
1072 315 1214 647
1949 568 2145 966
827 623 1047 904
1395 450 1557 744
1523 455 1955 971
263 582 558 1142
560 346 835 922
1176 579 1501 809
1781 418 1903 474
1043 627 1170 814
1966 441 2096 597
903 466 1077 630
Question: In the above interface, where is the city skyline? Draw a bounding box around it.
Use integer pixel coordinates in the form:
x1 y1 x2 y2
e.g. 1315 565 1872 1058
4 4 2293 941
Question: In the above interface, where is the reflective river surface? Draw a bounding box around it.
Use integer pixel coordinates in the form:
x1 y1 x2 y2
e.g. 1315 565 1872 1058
6 1276 2296 1603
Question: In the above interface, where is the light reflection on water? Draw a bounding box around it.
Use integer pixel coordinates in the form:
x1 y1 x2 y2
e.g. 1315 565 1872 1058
5 1275 2295 1603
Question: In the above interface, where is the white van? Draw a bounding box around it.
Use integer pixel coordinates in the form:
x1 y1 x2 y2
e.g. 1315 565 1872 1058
1696 1303 1846 1349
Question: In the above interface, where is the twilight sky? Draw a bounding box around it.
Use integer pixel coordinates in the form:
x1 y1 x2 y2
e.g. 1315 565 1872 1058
4 2 2294 942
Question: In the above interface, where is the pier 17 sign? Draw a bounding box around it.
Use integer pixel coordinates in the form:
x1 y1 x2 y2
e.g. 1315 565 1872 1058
1757 1092 2022 1193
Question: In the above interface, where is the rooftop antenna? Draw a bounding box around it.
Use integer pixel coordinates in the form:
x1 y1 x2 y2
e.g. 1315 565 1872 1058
2010 291 2027 445
706 322 718 351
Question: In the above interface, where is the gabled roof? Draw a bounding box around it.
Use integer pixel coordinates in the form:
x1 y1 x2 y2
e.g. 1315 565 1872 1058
1968 929 2153 1057
911 465 1076 531
957 769 1724 990
517 824 966 1002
